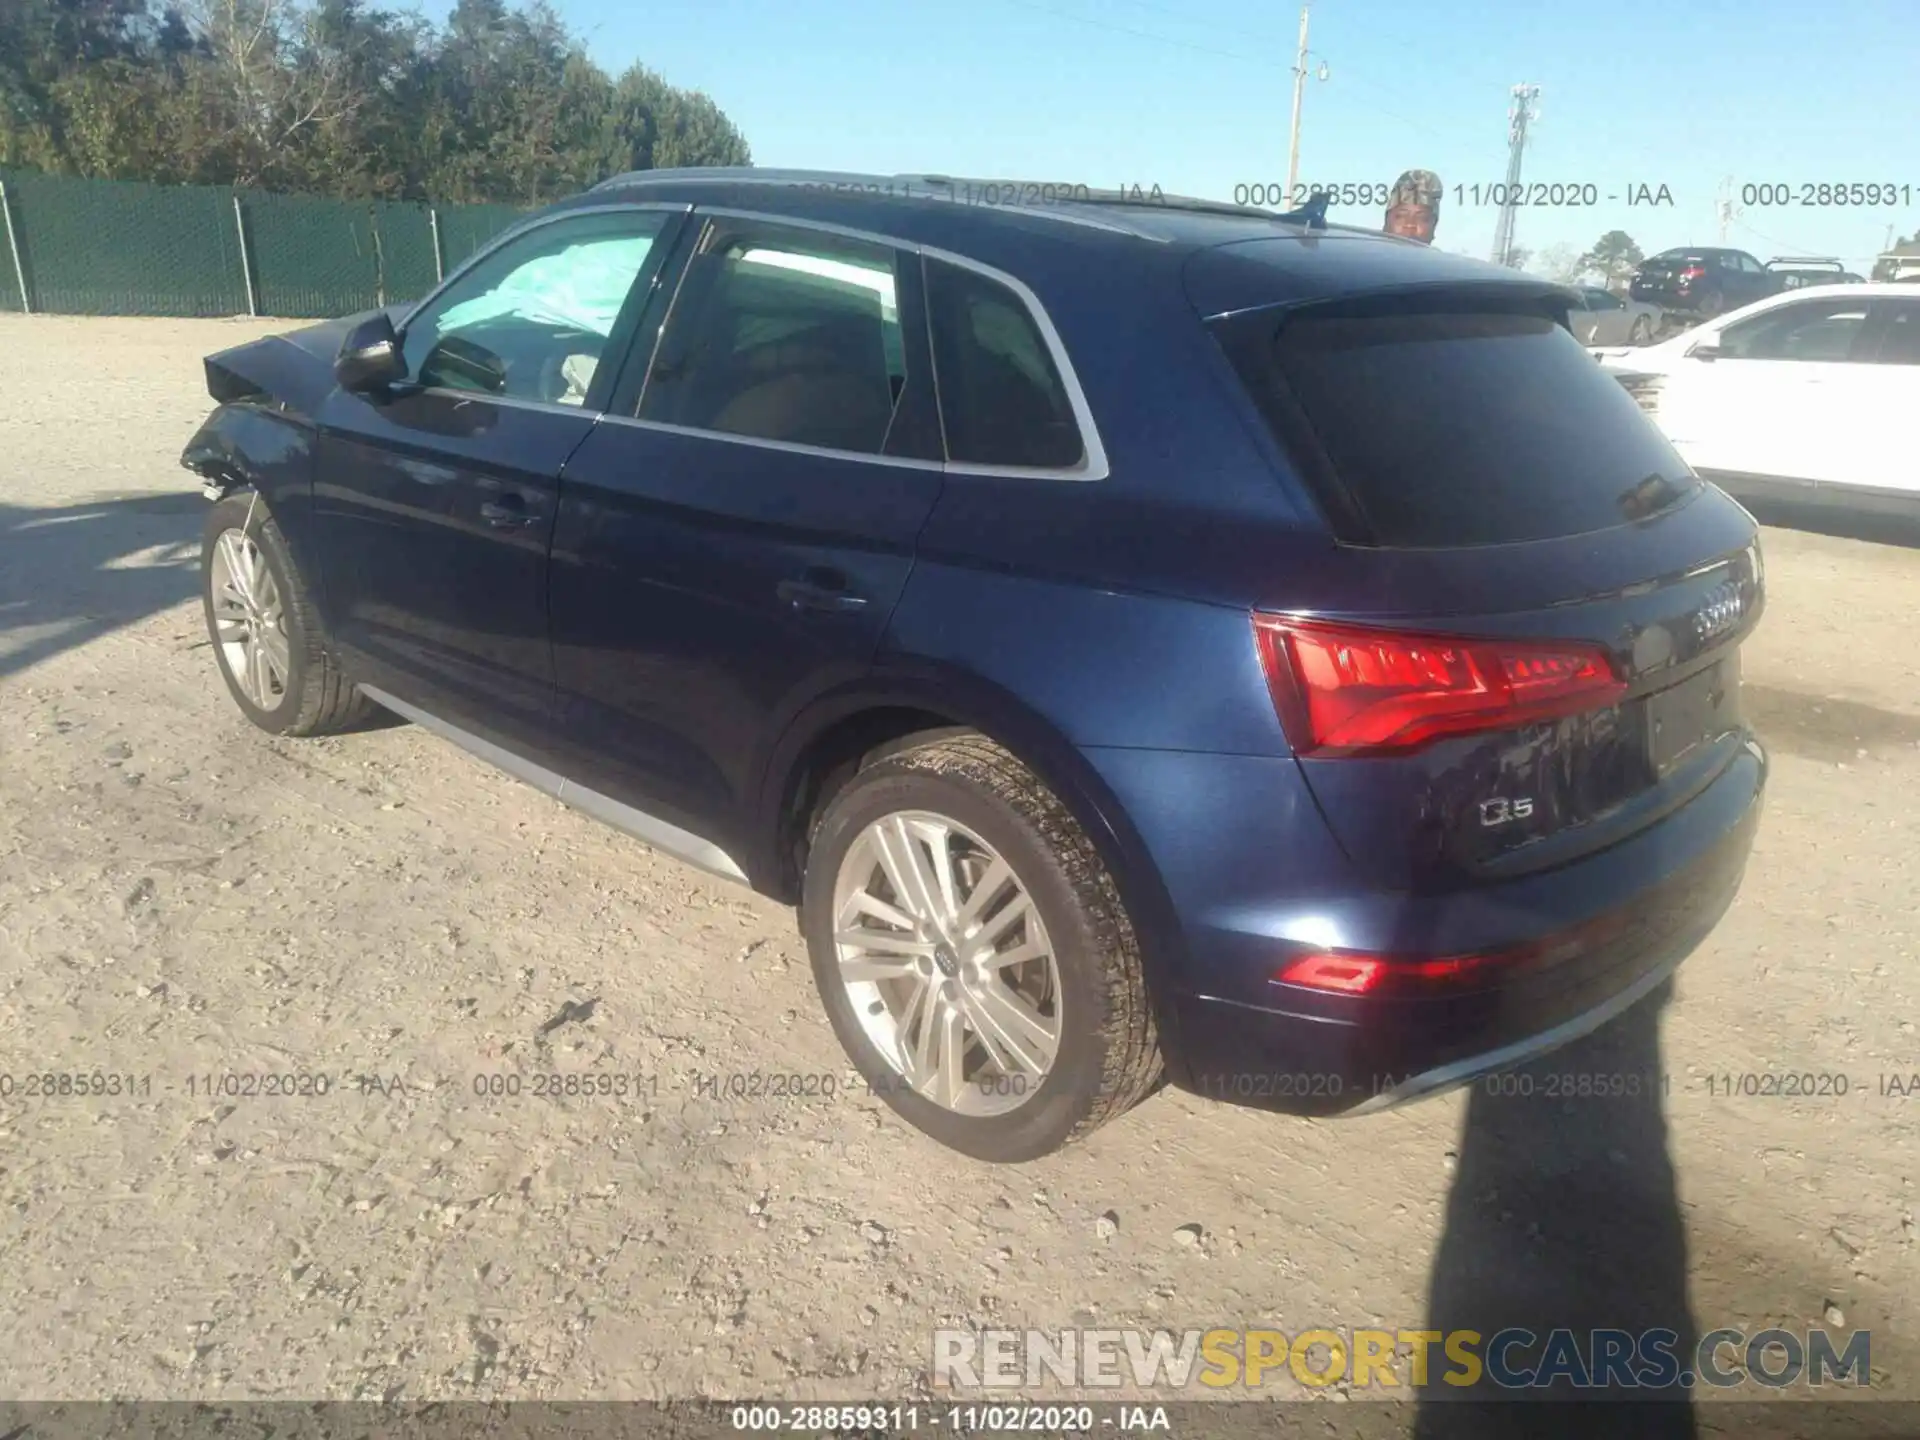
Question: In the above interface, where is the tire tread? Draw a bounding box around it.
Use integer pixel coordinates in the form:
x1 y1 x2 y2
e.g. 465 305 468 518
207 494 372 737
872 732 1163 1147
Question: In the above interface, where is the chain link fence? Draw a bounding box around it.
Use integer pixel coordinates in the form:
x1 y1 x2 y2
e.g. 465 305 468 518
0 169 532 319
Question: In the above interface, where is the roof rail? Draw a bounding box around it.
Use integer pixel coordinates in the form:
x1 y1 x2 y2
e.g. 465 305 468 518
590 167 1337 231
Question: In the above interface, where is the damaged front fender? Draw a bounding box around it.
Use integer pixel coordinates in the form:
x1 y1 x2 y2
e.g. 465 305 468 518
180 400 309 501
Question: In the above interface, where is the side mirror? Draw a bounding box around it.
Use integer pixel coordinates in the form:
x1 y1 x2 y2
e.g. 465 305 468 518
335 312 405 393
419 335 508 395
1687 340 1723 362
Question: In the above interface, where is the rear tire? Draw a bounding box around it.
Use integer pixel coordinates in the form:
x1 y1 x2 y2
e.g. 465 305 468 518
1697 288 1727 319
201 493 372 737
801 732 1162 1162
1629 314 1652 345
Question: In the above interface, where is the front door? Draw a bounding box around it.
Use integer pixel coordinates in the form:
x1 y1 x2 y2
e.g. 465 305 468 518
312 206 683 748
1657 293 1873 485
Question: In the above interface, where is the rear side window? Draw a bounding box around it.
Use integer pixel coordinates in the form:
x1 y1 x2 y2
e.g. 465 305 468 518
1246 308 1697 547
925 258 1085 469
638 220 907 456
1873 301 1920 364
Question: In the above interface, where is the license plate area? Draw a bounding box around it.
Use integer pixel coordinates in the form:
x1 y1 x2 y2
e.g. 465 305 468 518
1647 654 1739 777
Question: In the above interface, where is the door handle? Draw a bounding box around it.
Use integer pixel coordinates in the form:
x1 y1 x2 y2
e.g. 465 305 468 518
479 496 538 528
778 571 869 613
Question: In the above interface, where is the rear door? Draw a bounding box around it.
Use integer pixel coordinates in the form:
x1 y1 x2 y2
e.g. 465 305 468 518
1729 251 1776 306
544 213 945 850
1210 293 1762 888
1580 287 1630 344
1833 296 1920 498
1565 289 1595 343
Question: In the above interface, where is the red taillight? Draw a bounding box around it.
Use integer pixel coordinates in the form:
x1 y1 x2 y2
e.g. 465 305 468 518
1274 910 1634 997
1276 952 1387 993
1677 265 1706 283
1251 616 1626 758
1276 948 1503 996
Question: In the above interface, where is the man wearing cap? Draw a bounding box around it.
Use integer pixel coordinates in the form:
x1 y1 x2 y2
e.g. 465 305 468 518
1384 170 1442 244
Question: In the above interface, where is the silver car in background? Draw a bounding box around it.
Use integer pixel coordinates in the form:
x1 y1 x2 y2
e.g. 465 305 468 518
1569 285 1663 346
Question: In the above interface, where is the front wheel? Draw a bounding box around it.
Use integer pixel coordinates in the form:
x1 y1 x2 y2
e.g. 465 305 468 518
801 733 1163 1162
201 493 371 736
1629 314 1652 345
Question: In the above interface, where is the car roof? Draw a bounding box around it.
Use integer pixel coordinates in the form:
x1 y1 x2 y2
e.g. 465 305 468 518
1758 281 1915 298
545 167 1567 318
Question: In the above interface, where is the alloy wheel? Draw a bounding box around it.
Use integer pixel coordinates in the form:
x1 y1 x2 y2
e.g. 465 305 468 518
831 810 1061 1116
209 527 291 709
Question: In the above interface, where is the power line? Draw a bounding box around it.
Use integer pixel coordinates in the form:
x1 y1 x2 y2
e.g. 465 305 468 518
990 0 1478 152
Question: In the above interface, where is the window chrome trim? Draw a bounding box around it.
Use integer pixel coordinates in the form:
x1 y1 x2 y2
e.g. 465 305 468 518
680 207 1111 482
404 386 606 420
596 412 946 471
395 202 694 337
920 244 1109 481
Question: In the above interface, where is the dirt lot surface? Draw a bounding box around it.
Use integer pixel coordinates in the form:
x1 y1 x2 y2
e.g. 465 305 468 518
3 315 1920 1412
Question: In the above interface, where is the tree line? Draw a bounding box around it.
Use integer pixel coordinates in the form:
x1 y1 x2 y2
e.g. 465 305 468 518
0 0 753 204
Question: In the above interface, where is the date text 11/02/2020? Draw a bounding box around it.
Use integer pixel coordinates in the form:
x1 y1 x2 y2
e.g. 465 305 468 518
794 180 1169 207
1191 1069 1920 1105
0 1068 1035 1104
1233 181 1677 210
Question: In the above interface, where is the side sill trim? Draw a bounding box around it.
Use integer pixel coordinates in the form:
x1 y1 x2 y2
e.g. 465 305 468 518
356 685 749 886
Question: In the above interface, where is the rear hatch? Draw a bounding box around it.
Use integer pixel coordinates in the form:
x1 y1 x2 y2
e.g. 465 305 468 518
1633 251 1708 296
1197 260 1762 891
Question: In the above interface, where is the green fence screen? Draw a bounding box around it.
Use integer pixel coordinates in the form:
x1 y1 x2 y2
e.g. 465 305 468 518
437 203 528 272
0 169 246 315
0 170 531 318
244 188 378 318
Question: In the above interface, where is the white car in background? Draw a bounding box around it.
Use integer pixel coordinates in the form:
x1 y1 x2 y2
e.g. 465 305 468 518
1596 283 1920 520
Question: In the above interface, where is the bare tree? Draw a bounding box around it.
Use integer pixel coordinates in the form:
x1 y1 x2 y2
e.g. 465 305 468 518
1529 242 1589 284
177 0 363 186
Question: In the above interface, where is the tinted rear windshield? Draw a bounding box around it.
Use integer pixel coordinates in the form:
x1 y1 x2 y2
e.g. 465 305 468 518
1259 309 1697 547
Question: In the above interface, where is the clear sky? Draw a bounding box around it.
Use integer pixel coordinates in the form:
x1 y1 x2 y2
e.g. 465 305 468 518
423 0 1920 271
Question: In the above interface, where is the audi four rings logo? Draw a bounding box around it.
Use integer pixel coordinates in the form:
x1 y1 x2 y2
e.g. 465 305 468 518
1693 581 1744 643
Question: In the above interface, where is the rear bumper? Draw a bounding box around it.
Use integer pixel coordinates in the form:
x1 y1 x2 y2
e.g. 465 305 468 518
1082 736 1766 1117
1630 284 1694 310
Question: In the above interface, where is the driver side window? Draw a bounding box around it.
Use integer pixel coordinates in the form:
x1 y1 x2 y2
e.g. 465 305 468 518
401 210 671 407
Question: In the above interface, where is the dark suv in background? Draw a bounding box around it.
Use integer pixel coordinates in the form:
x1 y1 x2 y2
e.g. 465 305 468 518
183 170 1767 1163
1631 246 1785 317
1765 256 1867 290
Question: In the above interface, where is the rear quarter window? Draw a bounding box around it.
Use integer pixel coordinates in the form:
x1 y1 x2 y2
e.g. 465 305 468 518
924 257 1085 470
1230 307 1697 547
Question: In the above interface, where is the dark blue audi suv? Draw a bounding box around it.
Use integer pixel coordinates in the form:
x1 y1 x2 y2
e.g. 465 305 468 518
183 170 1767 1162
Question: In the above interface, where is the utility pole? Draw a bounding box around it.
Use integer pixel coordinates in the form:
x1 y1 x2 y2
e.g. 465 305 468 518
1489 83 1540 268
1283 2 1311 208
1716 177 1740 244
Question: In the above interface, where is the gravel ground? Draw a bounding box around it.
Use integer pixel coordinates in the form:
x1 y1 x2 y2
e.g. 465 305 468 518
2 315 1919 1413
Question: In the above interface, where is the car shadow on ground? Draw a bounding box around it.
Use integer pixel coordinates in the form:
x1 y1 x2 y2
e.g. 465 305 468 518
0 493 399 731
1411 984 1700 1438
0 493 211 683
